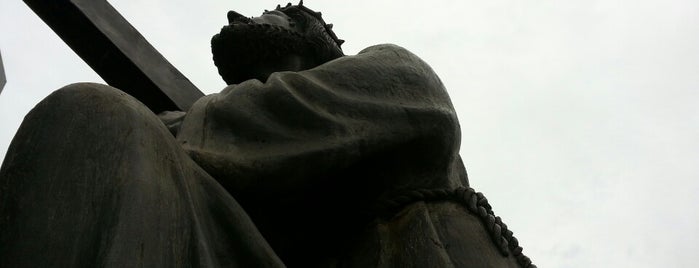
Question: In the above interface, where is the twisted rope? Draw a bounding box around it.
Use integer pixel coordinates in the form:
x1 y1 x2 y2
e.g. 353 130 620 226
375 187 536 268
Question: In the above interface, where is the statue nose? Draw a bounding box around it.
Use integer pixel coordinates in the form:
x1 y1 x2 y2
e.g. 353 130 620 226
227 10 248 24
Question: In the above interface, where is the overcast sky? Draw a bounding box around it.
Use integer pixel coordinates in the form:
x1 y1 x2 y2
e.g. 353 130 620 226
1 0 698 266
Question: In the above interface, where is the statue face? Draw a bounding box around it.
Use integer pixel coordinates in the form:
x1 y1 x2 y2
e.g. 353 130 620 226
213 9 312 84
212 4 344 85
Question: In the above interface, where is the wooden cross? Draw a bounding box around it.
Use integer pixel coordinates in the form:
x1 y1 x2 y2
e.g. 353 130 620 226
24 0 205 113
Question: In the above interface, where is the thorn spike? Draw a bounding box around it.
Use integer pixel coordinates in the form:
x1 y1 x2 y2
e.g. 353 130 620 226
299 0 304 6
276 4 281 9
327 23 334 29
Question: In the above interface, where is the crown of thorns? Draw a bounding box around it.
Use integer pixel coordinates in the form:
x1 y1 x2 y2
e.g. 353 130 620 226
269 1 345 48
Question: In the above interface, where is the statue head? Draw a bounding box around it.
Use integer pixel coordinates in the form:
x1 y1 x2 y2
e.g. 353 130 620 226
211 1 345 85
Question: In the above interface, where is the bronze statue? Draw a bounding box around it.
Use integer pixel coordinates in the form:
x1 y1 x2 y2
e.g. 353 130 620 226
0 2 534 267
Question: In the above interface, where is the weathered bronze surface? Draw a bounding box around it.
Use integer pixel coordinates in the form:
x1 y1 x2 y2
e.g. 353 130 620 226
0 2 534 267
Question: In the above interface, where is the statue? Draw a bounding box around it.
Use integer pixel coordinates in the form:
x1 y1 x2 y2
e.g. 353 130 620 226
0 2 534 267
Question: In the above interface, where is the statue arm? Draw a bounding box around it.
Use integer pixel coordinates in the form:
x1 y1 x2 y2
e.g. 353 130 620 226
157 110 187 136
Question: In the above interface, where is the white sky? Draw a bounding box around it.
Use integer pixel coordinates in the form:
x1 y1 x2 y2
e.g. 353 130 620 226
1 0 698 266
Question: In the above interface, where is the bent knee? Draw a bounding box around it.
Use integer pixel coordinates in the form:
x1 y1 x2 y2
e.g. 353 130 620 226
13 82 176 145
35 83 153 119
22 83 168 137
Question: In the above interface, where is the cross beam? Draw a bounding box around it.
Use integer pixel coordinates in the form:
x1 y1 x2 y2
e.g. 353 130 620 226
24 0 205 112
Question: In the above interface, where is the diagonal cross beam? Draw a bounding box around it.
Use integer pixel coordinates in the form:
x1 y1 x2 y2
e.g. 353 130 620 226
24 0 204 113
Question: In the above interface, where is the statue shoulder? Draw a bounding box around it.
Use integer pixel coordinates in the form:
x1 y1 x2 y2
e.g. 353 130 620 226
358 43 412 55
358 44 426 64
356 44 439 79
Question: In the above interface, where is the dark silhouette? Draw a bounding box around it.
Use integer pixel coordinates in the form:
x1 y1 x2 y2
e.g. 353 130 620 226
1 2 534 267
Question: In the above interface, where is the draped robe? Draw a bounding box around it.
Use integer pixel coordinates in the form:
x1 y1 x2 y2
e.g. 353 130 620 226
0 44 522 267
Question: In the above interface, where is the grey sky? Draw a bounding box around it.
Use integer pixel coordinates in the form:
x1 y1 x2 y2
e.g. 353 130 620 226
1 0 698 266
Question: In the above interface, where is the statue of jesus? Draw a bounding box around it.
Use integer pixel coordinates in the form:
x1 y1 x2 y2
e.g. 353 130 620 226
0 2 533 267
